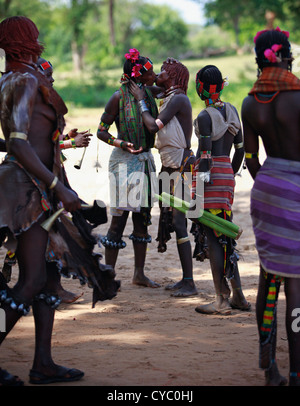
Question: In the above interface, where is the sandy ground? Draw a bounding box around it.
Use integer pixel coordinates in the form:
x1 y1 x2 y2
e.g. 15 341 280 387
0 119 290 388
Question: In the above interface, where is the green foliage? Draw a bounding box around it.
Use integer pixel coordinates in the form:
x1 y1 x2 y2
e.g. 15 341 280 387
3 0 300 112
54 54 258 116
188 25 234 58
185 54 257 115
131 3 189 59
54 72 117 108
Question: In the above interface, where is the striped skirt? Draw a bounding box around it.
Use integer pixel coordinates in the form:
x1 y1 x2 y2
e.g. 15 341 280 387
251 156 300 278
204 156 235 211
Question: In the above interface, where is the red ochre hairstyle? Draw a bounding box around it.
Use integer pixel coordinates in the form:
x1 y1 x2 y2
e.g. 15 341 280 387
0 16 44 61
161 60 189 94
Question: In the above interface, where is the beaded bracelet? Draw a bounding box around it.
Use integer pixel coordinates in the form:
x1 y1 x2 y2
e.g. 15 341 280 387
59 139 76 149
108 136 116 145
99 121 111 131
245 152 259 159
200 154 211 159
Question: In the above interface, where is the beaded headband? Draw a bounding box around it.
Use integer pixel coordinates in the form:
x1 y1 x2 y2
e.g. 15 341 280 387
39 61 52 71
196 77 228 99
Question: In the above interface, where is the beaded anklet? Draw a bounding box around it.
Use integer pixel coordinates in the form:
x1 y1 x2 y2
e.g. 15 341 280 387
101 236 126 249
0 289 30 316
129 233 152 244
34 293 61 309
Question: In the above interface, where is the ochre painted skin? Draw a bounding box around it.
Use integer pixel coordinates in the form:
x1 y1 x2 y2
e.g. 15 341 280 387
0 60 80 212
0 65 56 168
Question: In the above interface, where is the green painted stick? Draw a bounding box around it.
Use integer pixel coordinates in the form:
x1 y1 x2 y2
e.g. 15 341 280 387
156 193 242 240
164 193 240 234
158 193 239 239
164 192 241 238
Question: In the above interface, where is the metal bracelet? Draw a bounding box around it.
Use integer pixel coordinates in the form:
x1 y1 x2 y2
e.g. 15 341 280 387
138 99 149 113
49 176 58 190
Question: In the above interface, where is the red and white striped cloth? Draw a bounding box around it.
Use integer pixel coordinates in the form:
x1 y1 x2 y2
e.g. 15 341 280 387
192 156 235 211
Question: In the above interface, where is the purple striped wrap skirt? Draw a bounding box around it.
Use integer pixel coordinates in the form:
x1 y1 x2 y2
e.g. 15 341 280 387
251 156 300 278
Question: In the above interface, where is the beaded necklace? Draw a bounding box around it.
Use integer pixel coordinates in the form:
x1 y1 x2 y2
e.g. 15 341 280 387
205 98 225 110
157 85 184 99
254 91 279 104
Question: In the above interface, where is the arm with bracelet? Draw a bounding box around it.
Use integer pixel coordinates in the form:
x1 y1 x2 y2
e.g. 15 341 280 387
96 91 137 152
241 100 261 180
128 80 182 134
195 115 212 183
232 129 245 175
62 128 92 148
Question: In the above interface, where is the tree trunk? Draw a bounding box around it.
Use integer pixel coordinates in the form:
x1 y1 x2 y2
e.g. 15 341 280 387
265 10 276 30
233 16 240 51
108 0 116 47
71 41 81 73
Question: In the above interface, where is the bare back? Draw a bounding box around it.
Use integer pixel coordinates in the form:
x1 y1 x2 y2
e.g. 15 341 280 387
242 90 300 161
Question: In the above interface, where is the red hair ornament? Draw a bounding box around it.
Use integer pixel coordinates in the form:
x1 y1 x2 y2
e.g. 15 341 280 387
124 48 140 62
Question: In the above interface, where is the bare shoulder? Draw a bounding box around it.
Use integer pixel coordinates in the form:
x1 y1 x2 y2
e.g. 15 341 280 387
106 90 120 108
197 109 210 122
241 95 255 116
242 94 254 108
170 93 192 110
13 71 38 88
1 70 38 90
196 109 211 135
0 72 39 108
103 90 120 119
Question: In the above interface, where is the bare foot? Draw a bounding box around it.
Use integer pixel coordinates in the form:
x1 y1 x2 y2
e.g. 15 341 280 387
229 288 251 311
165 280 183 291
56 288 84 304
169 279 198 297
132 274 160 288
229 297 251 311
195 296 231 315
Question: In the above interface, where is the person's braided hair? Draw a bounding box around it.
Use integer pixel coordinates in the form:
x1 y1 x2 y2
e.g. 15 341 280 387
196 65 223 99
162 60 189 94
255 29 292 72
